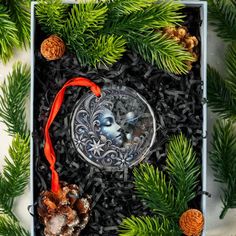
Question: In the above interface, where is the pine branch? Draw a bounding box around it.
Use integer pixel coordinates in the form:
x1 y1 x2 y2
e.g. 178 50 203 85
105 2 184 33
3 134 30 198
0 62 30 137
0 214 29 236
119 215 181 236
0 5 19 63
207 65 236 120
133 163 179 219
76 35 126 67
2 0 30 48
208 0 236 41
166 134 200 213
62 1 108 39
36 0 68 35
126 31 193 74
210 119 236 219
225 43 236 83
107 0 156 16
0 135 30 215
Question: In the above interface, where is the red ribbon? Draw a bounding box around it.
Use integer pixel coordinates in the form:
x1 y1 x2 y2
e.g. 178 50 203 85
44 77 101 194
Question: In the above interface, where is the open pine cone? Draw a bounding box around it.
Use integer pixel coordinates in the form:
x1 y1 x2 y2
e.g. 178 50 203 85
163 26 199 71
179 209 204 236
40 35 65 61
38 182 91 236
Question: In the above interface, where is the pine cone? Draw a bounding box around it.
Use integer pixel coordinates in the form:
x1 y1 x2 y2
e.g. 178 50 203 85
179 209 204 236
38 182 91 236
40 35 65 61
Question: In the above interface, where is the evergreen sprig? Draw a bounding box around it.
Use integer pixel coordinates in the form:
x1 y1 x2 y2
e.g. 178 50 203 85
0 5 19 63
119 215 180 236
126 31 192 74
210 119 236 219
166 134 200 211
0 135 30 223
36 0 192 74
36 0 68 35
107 0 156 16
208 0 236 42
0 214 29 236
134 164 178 218
207 43 236 120
0 63 30 137
120 134 200 235
1 0 30 47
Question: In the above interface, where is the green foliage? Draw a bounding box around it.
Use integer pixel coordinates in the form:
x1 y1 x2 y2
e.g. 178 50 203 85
107 0 156 16
0 5 19 63
84 35 126 67
36 0 68 35
207 43 236 120
0 62 30 137
36 0 191 74
0 135 30 214
134 164 179 218
119 215 181 236
126 31 192 74
1 0 30 47
62 2 126 66
0 214 29 236
210 120 236 219
121 134 200 234
225 43 236 86
166 134 200 210
208 0 236 42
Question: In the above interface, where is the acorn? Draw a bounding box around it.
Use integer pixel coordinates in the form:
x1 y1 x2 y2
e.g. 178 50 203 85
179 209 204 236
40 35 65 61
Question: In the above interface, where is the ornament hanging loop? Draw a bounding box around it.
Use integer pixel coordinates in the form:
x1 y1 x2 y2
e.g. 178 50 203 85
44 77 101 194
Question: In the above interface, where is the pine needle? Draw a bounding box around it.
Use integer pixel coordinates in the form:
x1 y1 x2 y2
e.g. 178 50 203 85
36 0 68 35
119 215 180 236
2 0 30 48
166 133 200 212
207 65 236 120
0 5 19 63
133 163 179 218
126 31 193 74
225 43 236 85
0 214 29 236
208 0 236 42
107 0 156 16
210 119 236 219
0 135 30 217
0 62 30 137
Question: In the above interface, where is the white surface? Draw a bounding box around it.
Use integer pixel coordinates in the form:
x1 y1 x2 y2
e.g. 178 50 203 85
0 28 236 236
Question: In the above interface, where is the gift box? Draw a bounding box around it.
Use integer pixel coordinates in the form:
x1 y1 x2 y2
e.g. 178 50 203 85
30 1 207 235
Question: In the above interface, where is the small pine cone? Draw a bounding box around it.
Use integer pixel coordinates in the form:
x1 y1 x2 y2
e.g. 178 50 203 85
179 209 204 236
163 27 176 37
40 35 65 61
185 37 195 50
177 27 187 39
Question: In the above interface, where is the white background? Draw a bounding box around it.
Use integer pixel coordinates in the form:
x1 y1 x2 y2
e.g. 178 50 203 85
0 26 236 235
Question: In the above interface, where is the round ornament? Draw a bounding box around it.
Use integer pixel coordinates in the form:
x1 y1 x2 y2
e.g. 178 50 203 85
71 86 156 170
40 35 65 61
179 209 204 236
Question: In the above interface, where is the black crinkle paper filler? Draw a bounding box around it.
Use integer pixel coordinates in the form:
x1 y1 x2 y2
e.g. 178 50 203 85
33 8 203 236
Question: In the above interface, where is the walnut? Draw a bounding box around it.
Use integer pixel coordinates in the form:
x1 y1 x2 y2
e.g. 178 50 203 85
179 209 204 236
38 182 91 236
40 35 65 61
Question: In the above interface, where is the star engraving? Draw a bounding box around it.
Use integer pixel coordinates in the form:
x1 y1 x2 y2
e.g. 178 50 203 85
88 140 105 156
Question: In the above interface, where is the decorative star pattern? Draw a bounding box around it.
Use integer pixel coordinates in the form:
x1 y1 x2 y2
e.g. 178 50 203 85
88 140 105 156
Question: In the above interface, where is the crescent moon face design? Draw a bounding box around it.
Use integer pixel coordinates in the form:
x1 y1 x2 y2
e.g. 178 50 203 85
71 85 156 170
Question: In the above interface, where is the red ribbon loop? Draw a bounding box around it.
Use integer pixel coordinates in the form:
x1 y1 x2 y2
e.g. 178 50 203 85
44 77 101 194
